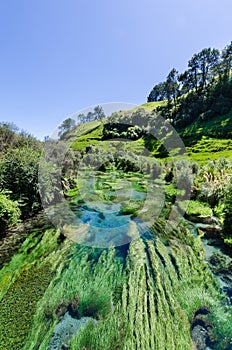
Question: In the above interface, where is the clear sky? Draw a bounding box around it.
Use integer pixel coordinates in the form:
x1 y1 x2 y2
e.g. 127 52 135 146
0 0 232 139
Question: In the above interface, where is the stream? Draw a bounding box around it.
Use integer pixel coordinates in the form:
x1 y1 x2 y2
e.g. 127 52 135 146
49 170 232 350
186 218 232 350
186 219 232 305
65 171 163 248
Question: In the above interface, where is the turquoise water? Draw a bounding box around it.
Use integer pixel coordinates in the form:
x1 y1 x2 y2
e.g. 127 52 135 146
74 188 148 248
68 171 151 247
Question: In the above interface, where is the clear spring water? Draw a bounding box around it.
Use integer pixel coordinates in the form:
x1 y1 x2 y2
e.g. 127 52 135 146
67 171 154 248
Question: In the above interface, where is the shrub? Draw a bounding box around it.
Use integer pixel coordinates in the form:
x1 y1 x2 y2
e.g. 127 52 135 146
0 191 21 232
0 147 41 217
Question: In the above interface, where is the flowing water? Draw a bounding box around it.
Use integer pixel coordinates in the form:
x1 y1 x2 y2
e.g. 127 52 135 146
66 171 163 248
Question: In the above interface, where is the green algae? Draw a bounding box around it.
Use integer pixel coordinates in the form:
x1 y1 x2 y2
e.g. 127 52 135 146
0 216 231 349
69 221 229 350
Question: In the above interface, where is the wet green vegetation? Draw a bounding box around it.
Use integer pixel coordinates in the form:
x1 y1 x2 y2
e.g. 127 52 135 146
0 211 231 349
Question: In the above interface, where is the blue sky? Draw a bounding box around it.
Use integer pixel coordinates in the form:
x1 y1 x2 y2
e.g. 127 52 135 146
0 0 232 139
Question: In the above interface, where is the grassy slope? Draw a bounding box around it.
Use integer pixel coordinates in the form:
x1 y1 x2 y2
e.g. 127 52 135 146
179 110 232 163
134 101 167 111
141 102 232 163
68 104 232 165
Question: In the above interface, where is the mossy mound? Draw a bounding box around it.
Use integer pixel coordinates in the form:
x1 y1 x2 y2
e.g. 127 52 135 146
0 263 53 350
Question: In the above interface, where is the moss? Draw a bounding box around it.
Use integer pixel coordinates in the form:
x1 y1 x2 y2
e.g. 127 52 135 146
186 200 213 216
0 263 53 350
120 200 143 216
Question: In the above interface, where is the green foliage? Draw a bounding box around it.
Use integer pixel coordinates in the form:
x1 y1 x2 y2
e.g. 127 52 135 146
23 244 125 350
0 227 62 350
147 41 232 132
0 205 231 350
65 102 232 167
2 63 232 350
206 306 232 350
70 223 226 350
186 200 212 216
75 105 106 126
0 147 41 217
220 179 232 237
165 184 179 203
0 122 40 154
194 158 232 207
181 110 232 147
58 117 76 138
0 191 21 231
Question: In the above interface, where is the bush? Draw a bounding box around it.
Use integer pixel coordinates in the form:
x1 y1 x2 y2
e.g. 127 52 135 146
0 191 21 232
0 147 41 217
221 180 232 237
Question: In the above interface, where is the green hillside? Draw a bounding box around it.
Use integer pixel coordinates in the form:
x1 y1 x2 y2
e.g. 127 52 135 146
67 104 232 164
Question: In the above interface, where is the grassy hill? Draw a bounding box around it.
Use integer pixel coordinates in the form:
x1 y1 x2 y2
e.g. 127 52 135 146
66 104 232 165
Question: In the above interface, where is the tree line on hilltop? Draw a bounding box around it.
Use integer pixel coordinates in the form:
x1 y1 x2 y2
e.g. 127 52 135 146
58 105 105 139
147 41 232 128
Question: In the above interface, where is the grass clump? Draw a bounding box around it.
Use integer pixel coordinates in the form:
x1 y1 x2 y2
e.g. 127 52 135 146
186 200 213 217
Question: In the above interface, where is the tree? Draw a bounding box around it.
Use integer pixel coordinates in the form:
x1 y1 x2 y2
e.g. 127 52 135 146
165 68 179 106
178 70 195 95
58 118 76 138
0 124 17 152
93 105 105 122
221 41 232 78
199 48 220 88
0 122 19 133
86 111 94 122
148 84 162 102
76 113 86 124
187 48 220 92
147 82 167 102
187 53 201 93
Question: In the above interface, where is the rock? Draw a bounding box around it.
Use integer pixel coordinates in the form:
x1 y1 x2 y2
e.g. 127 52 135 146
209 253 226 269
186 215 220 226
48 313 97 350
55 295 80 320
127 221 140 240
195 223 222 239
191 325 208 350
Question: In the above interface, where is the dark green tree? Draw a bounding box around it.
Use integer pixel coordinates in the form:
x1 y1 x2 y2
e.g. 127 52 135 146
86 111 94 122
221 41 232 78
77 113 86 124
188 48 220 91
147 82 167 102
58 118 76 138
93 105 105 122
178 70 195 95
165 68 179 107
